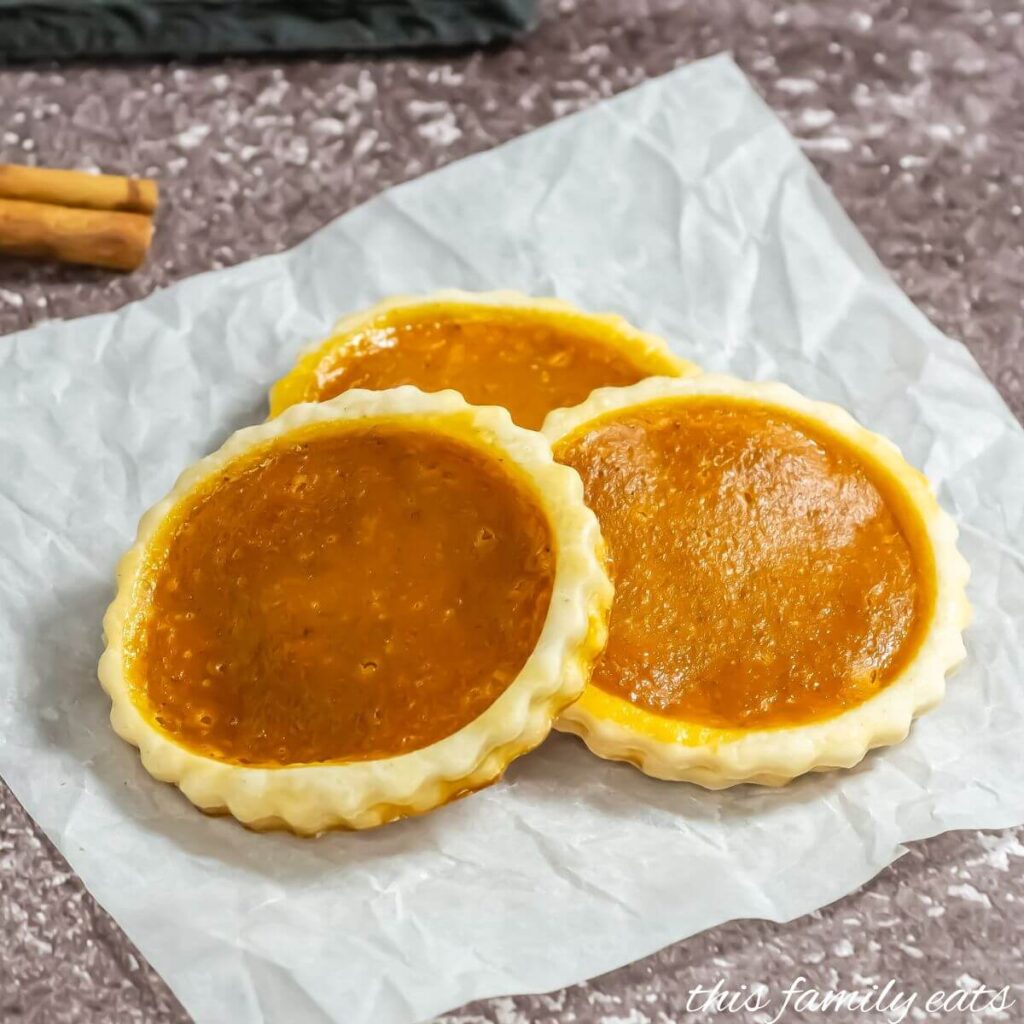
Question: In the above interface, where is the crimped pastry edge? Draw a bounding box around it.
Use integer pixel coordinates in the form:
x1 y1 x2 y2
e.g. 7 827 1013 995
99 386 613 833
543 374 972 788
267 288 699 417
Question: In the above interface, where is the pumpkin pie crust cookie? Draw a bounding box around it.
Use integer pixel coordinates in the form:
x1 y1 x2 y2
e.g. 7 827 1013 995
269 290 697 429
99 388 612 833
545 375 970 788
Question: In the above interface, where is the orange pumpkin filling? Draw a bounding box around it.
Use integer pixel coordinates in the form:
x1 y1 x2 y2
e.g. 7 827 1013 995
124 425 555 766
554 398 935 730
270 304 682 429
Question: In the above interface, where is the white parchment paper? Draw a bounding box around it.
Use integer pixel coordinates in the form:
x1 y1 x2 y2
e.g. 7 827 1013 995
1 55 1023 1024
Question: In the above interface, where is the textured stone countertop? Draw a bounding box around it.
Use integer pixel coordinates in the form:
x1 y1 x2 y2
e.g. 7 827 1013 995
1 2 1023 1022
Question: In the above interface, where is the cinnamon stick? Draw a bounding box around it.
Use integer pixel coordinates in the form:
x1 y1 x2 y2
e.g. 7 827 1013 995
0 198 154 272
0 164 159 216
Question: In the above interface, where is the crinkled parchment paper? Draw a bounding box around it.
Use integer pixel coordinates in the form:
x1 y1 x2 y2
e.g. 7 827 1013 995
1 55 1022 1024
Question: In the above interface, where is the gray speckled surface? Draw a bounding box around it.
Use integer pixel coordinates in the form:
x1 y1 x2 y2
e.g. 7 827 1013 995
2 1 1023 1022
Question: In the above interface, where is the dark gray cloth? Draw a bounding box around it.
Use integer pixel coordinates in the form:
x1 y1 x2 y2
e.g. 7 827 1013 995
0 0 537 61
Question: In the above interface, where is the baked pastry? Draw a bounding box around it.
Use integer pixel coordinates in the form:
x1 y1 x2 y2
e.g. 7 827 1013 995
269 290 696 429
99 387 612 833
545 374 970 787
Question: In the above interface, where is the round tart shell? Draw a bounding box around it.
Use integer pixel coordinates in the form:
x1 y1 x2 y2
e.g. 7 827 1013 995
544 374 971 788
268 289 698 425
99 387 613 833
